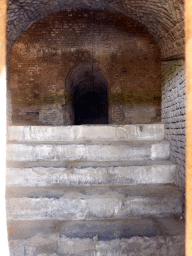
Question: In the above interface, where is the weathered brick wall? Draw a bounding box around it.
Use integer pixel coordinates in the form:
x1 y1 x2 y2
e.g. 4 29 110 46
9 10 161 125
6 0 185 126
6 0 184 59
160 20 185 58
162 60 185 191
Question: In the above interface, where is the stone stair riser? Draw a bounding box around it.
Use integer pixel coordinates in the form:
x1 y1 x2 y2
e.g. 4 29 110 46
6 185 183 220
7 217 185 241
7 124 164 142
9 233 184 256
6 164 176 187
7 217 185 255
6 196 182 220
7 142 170 162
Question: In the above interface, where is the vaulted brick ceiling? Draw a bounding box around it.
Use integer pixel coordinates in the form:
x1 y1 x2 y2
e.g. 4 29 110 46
7 0 184 58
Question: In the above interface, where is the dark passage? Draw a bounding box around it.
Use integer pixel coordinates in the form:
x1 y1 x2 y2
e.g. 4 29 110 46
73 80 108 125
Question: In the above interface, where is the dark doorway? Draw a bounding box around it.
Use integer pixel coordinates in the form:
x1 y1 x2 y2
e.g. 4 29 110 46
73 80 108 125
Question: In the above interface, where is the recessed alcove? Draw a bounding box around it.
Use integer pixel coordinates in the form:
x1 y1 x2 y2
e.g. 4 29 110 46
73 81 108 125
66 63 109 125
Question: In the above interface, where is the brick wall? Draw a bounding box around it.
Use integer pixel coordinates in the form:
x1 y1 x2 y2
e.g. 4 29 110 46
9 10 161 125
160 20 185 58
162 60 185 191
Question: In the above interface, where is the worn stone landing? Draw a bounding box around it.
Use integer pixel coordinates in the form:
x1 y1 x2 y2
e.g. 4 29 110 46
8 217 184 256
6 184 183 220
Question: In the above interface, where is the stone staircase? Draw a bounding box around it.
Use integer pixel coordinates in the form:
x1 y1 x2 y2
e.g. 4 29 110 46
6 124 185 256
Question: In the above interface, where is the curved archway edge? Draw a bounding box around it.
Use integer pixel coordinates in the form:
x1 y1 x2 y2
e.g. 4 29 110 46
7 2 184 58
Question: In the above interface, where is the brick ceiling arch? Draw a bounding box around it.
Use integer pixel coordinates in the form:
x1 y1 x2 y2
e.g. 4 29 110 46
7 0 184 58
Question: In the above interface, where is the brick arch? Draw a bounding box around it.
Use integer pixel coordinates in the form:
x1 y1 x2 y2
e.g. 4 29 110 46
7 0 184 57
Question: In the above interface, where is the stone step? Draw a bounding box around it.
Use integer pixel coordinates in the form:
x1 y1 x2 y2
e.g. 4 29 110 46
7 217 184 241
6 160 176 187
6 184 183 220
7 124 164 142
8 217 184 255
6 140 170 162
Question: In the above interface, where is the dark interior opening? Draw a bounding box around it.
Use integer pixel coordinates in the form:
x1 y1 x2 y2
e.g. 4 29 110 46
73 80 108 125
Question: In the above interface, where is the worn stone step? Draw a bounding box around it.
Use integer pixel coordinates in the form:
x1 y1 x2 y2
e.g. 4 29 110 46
8 218 184 255
6 184 183 220
6 160 176 187
7 124 164 142
7 217 184 240
6 140 170 162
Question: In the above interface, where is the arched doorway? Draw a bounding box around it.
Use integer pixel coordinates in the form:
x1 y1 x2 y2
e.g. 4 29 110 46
65 63 108 125
73 79 108 125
